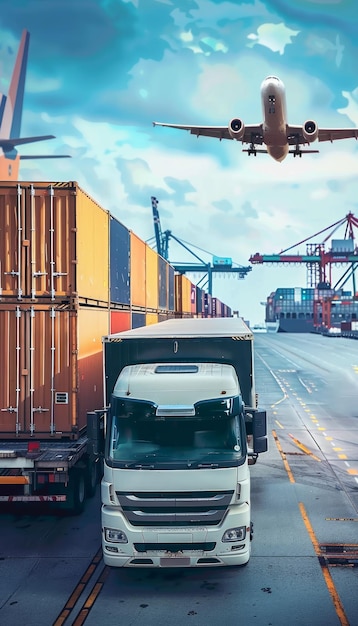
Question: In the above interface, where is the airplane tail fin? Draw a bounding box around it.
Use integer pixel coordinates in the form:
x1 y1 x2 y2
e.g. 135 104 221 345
0 29 30 141
0 30 71 173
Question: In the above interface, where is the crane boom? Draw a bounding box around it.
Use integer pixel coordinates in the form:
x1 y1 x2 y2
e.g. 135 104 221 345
149 197 251 294
151 196 164 257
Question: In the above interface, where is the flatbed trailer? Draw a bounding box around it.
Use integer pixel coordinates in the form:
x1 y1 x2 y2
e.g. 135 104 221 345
0 413 104 513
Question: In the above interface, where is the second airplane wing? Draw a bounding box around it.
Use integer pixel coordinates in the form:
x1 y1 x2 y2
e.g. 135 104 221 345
153 121 263 144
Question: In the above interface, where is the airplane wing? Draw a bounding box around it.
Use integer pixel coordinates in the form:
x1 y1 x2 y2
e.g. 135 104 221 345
153 122 263 144
286 125 358 145
317 128 358 142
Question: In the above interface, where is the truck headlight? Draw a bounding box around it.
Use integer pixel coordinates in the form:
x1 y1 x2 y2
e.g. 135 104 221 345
104 527 128 543
222 526 246 542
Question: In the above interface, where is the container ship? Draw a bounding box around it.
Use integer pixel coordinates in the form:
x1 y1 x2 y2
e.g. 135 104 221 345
265 285 358 333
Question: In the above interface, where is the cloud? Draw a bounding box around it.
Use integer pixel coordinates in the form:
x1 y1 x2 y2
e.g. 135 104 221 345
6 0 358 324
337 88 358 124
247 22 300 54
304 33 344 67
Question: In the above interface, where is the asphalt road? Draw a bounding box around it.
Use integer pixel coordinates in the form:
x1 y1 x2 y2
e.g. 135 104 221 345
0 332 357 626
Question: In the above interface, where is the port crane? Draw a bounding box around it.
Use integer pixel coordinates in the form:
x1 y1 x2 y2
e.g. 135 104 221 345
150 196 252 295
249 212 358 327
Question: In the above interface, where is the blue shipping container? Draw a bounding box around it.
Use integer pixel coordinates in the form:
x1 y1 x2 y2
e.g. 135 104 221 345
110 216 130 305
158 257 168 310
168 265 175 311
132 312 146 329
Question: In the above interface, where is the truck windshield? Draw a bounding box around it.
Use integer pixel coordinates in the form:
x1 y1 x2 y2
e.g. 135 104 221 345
107 402 245 469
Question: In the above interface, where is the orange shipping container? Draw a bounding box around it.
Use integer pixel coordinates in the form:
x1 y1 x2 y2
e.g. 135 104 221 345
0 182 109 302
130 232 146 307
175 274 192 316
145 245 159 310
0 303 108 438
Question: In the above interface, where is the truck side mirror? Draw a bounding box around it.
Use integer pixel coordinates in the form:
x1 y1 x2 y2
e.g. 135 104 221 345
87 411 106 457
252 409 268 454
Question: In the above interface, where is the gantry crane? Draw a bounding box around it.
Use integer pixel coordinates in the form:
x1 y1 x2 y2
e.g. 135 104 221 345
150 196 252 295
249 212 358 327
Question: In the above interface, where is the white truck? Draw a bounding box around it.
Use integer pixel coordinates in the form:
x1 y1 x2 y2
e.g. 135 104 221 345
101 317 267 567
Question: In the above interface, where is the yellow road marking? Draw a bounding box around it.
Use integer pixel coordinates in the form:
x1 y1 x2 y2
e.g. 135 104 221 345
272 430 295 483
288 433 321 462
299 503 350 626
338 454 347 459
72 567 109 626
347 468 358 475
53 548 103 626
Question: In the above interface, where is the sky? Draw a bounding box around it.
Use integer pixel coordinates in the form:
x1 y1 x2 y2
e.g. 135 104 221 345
1 0 358 324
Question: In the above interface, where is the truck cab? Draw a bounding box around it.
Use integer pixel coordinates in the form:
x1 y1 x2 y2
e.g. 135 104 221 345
102 337 266 567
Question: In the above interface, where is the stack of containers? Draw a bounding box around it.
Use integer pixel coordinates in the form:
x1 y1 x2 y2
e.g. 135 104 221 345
129 232 175 328
0 182 232 438
0 182 110 438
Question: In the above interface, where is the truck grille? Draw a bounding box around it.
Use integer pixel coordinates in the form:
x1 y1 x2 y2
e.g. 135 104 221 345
116 490 234 527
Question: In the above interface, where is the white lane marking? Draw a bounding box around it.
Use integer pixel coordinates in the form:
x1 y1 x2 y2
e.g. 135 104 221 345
298 376 312 393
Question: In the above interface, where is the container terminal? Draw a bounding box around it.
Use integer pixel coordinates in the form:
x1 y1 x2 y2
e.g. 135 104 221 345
250 212 358 337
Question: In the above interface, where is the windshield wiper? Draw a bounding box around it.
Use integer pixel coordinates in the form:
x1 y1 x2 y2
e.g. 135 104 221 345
197 462 220 469
124 462 155 469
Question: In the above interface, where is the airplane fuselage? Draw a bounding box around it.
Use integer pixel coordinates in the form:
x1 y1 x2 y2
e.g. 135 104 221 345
260 76 289 162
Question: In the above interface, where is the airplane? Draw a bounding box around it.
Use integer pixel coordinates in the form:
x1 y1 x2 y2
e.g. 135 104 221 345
153 75 358 162
0 29 70 180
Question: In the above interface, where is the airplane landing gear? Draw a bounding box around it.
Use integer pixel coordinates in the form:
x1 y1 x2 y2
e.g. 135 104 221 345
292 143 302 159
292 136 302 157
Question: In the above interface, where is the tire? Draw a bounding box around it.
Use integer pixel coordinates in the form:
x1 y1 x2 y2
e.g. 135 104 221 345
85 460 98 498
68 469 86 515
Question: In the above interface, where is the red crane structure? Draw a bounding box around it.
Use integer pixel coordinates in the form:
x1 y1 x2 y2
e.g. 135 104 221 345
249 212 358 328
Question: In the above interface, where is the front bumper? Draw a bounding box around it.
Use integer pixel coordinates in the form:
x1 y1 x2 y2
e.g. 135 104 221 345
102 503 251 568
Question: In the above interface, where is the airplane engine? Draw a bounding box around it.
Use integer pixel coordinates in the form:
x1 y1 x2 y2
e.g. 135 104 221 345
228 118 245 140
302 120 318 143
